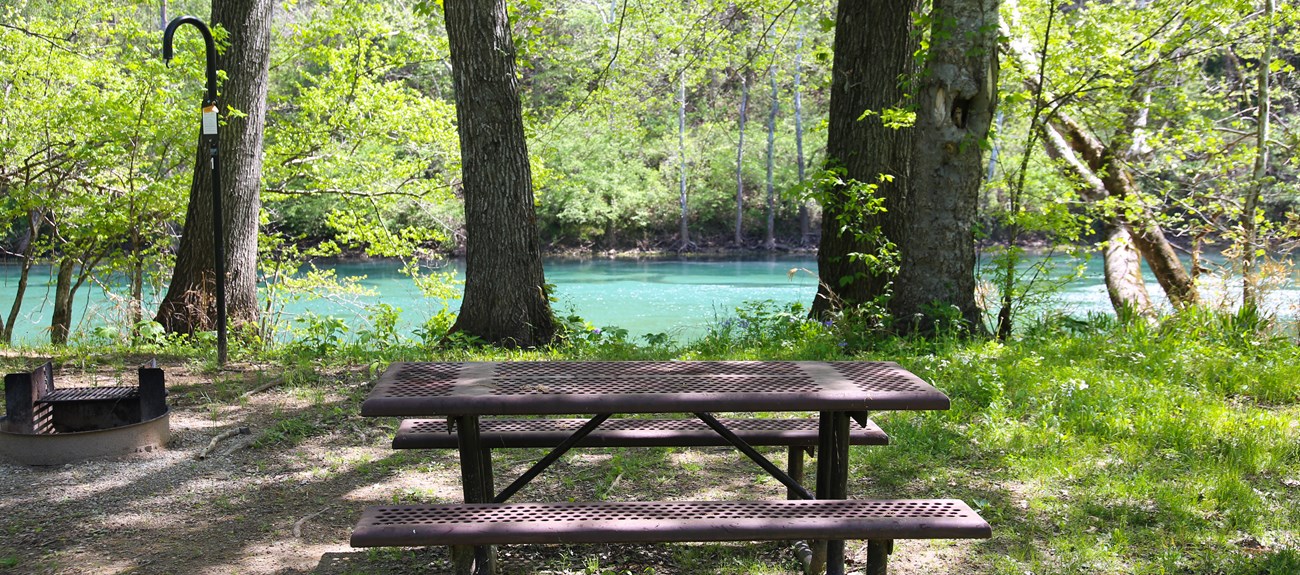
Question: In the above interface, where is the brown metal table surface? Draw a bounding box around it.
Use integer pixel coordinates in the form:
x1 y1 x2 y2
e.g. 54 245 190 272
360 360 950 575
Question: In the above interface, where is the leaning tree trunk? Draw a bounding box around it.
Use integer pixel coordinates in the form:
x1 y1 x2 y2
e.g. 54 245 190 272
1101 223 1155 321
444 0 556 348
1040 120 1155 319
813 0 920 316
1050 112 1198 309
3 209 41 344
154 0 272 335
892 0 999 333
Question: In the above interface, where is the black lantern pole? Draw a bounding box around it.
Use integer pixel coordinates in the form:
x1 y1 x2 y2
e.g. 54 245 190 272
163 17 227 366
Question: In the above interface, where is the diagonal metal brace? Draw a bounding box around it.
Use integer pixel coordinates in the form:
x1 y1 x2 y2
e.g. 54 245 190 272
492 413 613 504
849 411 869 429
693 412 815 500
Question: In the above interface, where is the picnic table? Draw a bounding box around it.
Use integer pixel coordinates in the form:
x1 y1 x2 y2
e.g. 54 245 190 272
352 360 990 575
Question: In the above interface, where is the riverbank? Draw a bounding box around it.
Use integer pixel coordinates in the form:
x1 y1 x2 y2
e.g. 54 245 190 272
6 250 1300 348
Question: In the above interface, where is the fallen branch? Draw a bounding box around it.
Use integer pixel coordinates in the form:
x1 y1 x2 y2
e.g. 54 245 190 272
196 426 250 460
293 506 331 538
608 472 624 492
241 377 284 398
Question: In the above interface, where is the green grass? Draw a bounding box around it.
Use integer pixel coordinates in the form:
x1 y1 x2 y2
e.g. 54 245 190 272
846 318 1300 575
6 305 1297 574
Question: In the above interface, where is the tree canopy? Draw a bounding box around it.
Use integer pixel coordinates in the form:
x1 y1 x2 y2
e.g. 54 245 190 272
0 0 1295 345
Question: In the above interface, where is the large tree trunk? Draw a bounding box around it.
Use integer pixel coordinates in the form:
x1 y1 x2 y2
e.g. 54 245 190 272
735 74 749 247
893 0 999 333
444 0 556 348
813 0 920 316
154 0 272 334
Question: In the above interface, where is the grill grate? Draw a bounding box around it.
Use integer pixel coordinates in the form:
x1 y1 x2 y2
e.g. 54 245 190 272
37 387 139 403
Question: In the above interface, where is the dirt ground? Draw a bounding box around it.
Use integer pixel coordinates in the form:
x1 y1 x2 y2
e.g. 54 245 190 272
0 360 980 575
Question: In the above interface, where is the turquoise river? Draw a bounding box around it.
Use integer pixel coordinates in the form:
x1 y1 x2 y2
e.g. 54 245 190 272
1 255 1295 345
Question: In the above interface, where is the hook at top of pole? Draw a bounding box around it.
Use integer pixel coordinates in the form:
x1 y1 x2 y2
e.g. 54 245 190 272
162 16 218 107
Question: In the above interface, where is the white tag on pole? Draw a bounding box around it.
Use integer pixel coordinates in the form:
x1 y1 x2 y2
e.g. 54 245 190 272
202 105 218 135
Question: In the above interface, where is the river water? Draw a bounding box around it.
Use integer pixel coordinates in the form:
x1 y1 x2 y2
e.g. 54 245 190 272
1 255 1295 345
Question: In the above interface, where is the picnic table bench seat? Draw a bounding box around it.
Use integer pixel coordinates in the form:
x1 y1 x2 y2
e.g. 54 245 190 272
351 498 992 547
391 416 890 449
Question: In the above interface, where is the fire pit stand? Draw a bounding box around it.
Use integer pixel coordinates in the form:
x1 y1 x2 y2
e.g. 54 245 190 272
0 361 170 466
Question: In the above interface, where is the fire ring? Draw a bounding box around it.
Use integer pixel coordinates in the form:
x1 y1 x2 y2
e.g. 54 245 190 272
0 361 170 466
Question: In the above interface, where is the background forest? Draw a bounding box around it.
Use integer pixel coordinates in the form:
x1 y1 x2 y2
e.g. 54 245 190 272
0 0 1298 343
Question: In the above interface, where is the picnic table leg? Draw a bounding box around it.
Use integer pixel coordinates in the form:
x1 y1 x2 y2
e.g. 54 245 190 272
816 411 851 575
454 415 498 575
786 446 806 498
788 446 820 573
865 539 892 575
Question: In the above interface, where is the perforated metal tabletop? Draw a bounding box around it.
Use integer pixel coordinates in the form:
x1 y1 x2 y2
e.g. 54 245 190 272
361 361 948 417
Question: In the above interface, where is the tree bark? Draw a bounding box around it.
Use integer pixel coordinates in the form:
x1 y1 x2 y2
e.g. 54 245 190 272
735 74 749 247
764 65 778 251
3 209 41 344
1242 0 1274 311
813 0 920 316
1050 112 1198 309
1102 223 1154 321
128 195 144 330
678 73 692 249
154 0 272 334
48 241 105 346
1039 120 1154 319
893 0 999 333
444 0 556 348
130 234 144 329
50 256 75 346
793 18 810 245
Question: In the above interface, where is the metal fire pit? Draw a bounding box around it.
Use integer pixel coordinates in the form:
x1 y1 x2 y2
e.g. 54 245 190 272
0 361 169 466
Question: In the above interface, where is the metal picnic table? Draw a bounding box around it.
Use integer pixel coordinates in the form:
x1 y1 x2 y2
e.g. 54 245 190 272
355 360 979 575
